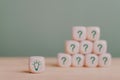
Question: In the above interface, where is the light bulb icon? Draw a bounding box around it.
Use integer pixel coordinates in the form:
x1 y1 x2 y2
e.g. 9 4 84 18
32 60 41 71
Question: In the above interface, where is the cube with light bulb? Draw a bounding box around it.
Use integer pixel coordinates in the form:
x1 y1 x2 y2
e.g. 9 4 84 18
29 56 45 73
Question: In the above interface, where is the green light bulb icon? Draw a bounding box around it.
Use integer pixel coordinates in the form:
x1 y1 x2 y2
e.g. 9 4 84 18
32 60 41 71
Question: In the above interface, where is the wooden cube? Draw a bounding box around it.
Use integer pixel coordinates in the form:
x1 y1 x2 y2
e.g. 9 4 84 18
80 40 93 54
87 27 100 41
72 26 87 41
29 56 45 73
57 53 71 67
65 40 79 54
93 40 107 54
85 54 98 67
72 54 84 67
98 53 111 67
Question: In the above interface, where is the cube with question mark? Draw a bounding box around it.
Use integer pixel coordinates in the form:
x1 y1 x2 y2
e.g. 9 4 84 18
80 40 93 54
65 40 79 54
87 27 100 41
85 54 98 67
98 53 111 67
93 40 107 54
57 53 72 67
72 26 87 41
72 54 84 67
29 56 45 73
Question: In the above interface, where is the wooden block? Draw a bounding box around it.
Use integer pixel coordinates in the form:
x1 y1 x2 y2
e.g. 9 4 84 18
98 53 111 67
87 27 100 41
85 54 98 67
72 54 84 67
65 40 79 54
72 26 87 41
93 40 107 54
57 53 71 67
80 40 93 54
29 56 45 73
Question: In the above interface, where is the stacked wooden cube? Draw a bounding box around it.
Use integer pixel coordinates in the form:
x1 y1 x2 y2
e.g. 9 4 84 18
58 26 111 67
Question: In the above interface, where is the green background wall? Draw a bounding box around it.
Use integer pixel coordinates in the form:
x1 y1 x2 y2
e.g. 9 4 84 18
0 0 120 57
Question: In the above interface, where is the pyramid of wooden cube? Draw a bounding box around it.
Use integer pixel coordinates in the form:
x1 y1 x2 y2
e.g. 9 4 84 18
57 26 112 68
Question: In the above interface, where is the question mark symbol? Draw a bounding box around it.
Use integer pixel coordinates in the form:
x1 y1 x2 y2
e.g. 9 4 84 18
61 57 67 64
76 57 81 64
71 44 75 52
77 31 83 38
90 57 95 64
91 30 96 38
103 57 108 64
83 44 88 51
97 44 103 52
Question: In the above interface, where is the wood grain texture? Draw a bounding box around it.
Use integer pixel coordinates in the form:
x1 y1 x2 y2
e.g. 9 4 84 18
0 57 120 80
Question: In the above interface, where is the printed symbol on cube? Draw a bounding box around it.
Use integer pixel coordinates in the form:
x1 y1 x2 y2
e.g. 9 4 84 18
71 44 76 52
61 57 67 65
29 56 45 73
98 53 111 67
87 27 100 41
72 54 84 67
65 40 79 54
72 26 87 41
32 60 41 71
103 57 108 64
97 44 103 52
93 40 107 54
85 54 98 67
58 53 71 67
80 40 93 54
91 31 96 38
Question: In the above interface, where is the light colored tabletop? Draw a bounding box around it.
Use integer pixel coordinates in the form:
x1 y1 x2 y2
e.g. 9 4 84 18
0 57 120 80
